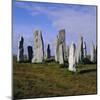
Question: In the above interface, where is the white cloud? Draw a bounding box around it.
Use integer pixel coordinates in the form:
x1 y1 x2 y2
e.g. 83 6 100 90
15 2 97 54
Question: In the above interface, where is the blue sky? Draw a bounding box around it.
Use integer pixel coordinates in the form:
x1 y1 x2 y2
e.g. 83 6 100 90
13 0 97 56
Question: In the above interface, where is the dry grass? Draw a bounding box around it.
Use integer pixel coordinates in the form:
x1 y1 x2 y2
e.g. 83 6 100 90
13 60 97 99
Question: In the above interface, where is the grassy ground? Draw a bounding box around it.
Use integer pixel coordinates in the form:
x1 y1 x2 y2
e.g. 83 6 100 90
13 60 97 99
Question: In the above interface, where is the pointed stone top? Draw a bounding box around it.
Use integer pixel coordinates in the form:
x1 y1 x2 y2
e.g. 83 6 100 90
19 36 24 42
59 29 65 33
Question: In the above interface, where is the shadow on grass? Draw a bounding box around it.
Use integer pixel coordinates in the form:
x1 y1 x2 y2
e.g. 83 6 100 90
78 68 96 74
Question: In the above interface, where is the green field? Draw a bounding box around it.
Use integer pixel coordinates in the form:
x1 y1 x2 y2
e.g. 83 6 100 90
13 60 97 99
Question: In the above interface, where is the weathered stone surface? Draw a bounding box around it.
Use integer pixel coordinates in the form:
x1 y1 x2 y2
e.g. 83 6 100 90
66 45 69 61
32 30 44 63
17 36 24 62
68 42 76 72
59 44 64 64
83 41 87 58
55 35 59 62
46 44 51 59
55 29 67 64
76 36 84 63
90 42 96 62
59 29 67 61
27 46 33 63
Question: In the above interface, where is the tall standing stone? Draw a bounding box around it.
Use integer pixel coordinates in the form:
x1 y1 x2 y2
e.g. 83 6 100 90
55 29 67 64
68 42 76 72
83 41 87 58
32 30 44 63
27 46 33 63
55 35 59 62
66 45 69 61
90 42 96 62
76 36 84 63
17 36 24 62
59 44 64 64
46 44 51 59
59 29 67 61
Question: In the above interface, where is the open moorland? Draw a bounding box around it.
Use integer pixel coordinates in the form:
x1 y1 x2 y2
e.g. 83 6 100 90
13 58 97 99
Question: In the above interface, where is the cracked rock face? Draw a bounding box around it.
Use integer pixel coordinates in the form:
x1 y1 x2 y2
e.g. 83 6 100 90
17 36 24 62
32 30 44 63
68 42 76 72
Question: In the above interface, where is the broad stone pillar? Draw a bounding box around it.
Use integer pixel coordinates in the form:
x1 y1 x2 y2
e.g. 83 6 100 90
32 30 44 63
17 36 24 62
27 46 33 63
68 42 76 72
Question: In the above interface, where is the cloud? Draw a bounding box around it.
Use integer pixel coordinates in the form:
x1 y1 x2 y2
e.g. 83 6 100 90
14 2 97 54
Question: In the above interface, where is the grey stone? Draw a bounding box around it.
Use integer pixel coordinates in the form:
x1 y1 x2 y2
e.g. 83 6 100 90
32 30 44 63
68 42 76 72
59 44 64 64
46 44 51 59
55 29 67 64
17 36 24 62
83 41 87 58
55 35 59 62
59 29 67 61
27 46 33 63
76 36 84 63
90 42 96 62
66 45 69 61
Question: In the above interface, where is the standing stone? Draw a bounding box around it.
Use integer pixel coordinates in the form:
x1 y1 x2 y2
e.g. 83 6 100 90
68 42 76 72
27 46 33 63
83 41 87 58
59 29 67 61
46 44 51 59
95 45 97 62
55 35 59 62
55 29 66 64
32 30 44 63
59 44 64 64
76 36 84 63
90 42 96 62
66 45 69 61
17 36 24 62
